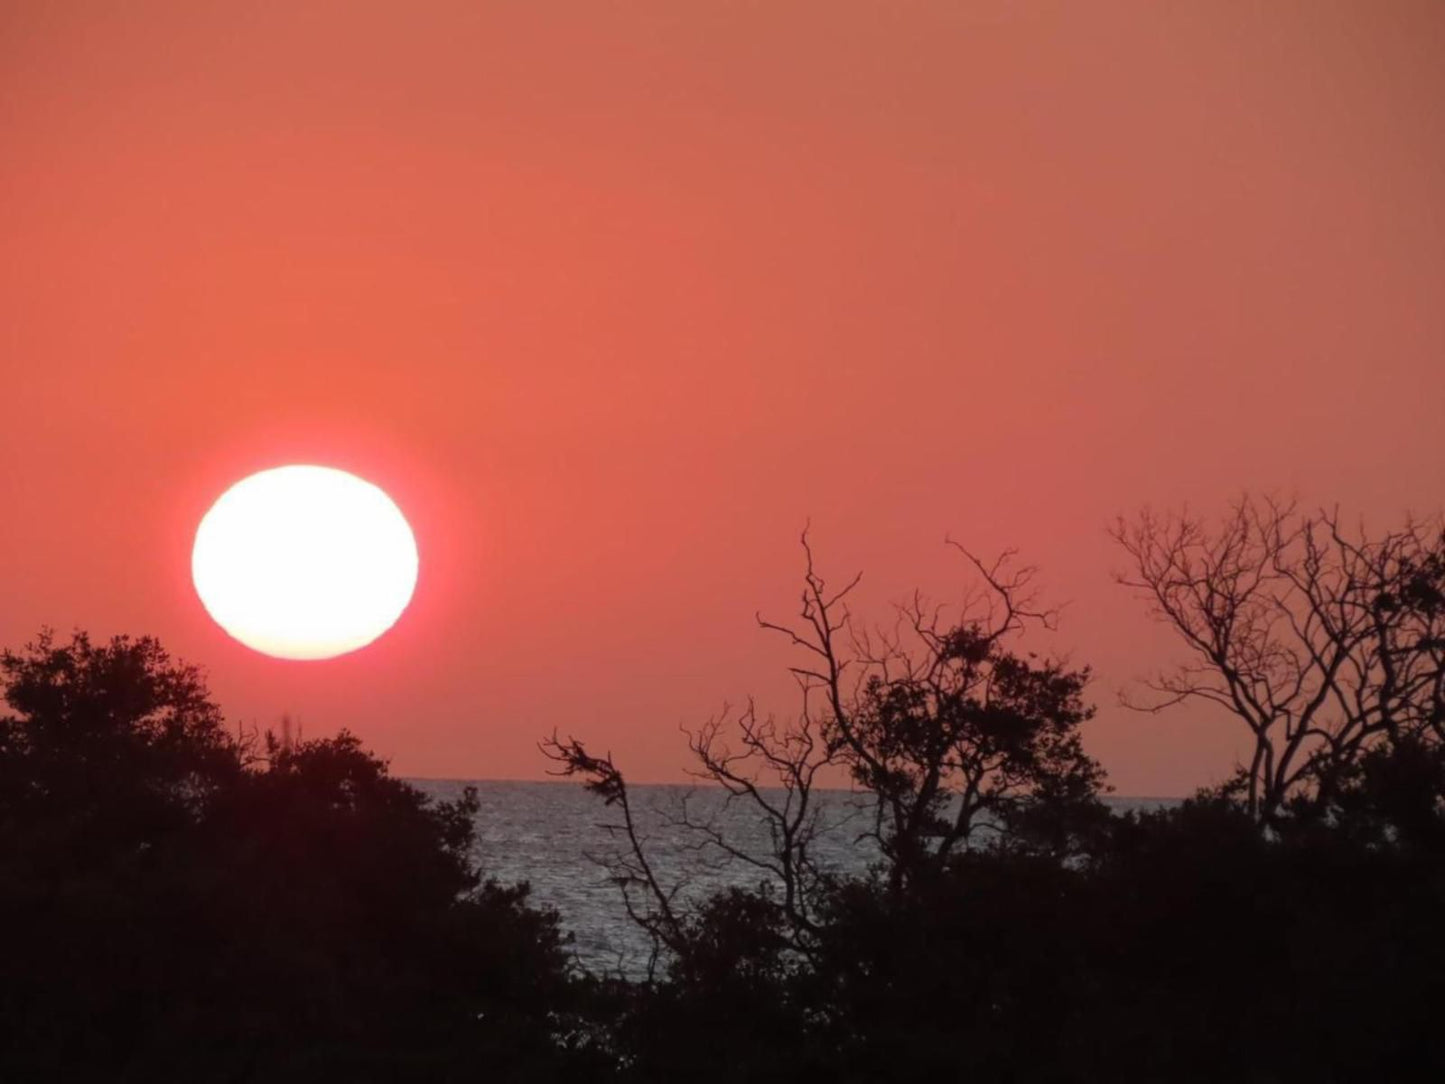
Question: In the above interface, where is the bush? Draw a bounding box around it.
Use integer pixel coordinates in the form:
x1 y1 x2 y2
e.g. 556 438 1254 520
0 631 593 1082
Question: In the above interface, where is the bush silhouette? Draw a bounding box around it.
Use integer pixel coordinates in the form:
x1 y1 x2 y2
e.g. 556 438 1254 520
0 631 595 1082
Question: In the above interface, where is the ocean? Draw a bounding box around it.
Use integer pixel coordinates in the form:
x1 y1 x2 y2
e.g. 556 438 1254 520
412 779 1176 975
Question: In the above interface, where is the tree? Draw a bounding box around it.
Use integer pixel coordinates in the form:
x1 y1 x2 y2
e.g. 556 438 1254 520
543 533 1107 968
541 528 1445 1082
1112 496 1445 826
0 629 243 867
768 537 1106 886
0 630 590 1082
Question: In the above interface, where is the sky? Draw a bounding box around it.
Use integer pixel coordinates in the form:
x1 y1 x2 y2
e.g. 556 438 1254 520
2 1 1442 796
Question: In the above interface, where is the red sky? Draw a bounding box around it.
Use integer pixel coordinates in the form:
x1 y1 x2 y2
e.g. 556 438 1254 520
2 1 1442 795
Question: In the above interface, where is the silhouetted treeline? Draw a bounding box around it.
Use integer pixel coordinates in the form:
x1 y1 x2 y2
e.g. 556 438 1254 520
547 517 1445 1081
0 632 601 1082
2 503 1442 1081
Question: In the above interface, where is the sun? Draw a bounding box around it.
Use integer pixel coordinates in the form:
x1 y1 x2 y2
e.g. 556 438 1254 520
192 465 419 660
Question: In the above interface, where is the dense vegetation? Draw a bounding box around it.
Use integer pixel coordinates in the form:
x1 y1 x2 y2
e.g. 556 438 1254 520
0 632 598 1081
2 502 1442 1081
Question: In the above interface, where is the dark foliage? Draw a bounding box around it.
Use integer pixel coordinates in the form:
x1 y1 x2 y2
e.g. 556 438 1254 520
0 631 601 1082
554 531 1445 1082
590 802 1445 1083
7 500 1445 1084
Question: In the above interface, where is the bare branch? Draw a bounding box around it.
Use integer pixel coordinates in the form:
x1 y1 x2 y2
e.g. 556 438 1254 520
1113 496 1445 825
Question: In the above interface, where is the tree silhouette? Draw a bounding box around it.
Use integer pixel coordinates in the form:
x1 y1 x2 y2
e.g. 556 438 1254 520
7 512 1444 1083
545 529 1445 1082
544 533 1107 969
0 630 591 1082
755 537 1106 886
0 630 242 871
1113 497 1445 825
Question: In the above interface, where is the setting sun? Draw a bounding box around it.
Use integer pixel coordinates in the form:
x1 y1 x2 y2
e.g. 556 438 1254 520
192 465 419 660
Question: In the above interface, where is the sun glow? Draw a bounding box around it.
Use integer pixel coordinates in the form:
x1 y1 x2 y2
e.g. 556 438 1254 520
192 466 419 660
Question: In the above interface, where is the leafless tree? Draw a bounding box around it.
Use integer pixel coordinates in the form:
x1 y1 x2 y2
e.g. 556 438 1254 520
760 534 1103 892
540 696 840 972
677 699 837 942
543 531 1106 965
536 735 691 978
1112 496 1445 825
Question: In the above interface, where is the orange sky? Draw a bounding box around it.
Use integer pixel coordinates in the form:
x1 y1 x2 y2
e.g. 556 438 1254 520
3 1 1442 795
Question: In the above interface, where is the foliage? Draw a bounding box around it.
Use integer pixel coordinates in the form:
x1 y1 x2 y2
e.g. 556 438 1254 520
0 630 595 1082
545 534 1108 974
582 801 1445 1083
0 630 241 863
7 504 1445 1081
758 536 1108 883
552 528 1445 1081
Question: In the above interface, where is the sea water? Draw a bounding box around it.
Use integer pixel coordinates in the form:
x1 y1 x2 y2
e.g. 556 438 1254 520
411 779 1174 975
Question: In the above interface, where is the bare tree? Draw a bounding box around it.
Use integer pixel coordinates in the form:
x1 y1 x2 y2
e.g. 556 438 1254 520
761 534 1103 892
537 735 690 978
1112 496 1445 825
540 694 839 973
543 531 1106 966
677 699 836 943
